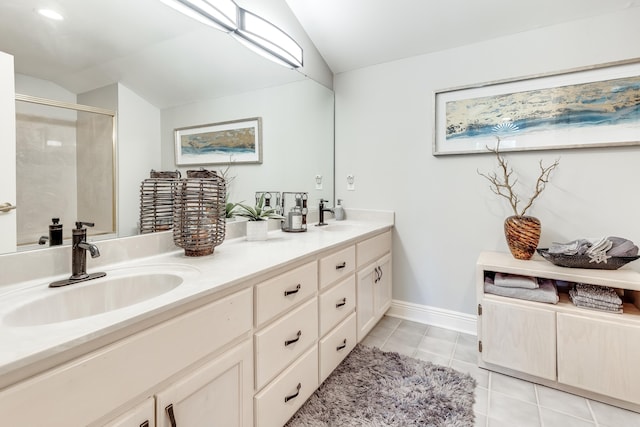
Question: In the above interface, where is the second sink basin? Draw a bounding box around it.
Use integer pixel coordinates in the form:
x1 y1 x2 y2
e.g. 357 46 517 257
4 266 195 327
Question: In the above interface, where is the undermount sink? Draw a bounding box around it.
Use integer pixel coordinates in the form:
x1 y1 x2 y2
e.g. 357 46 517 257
4 267 194 327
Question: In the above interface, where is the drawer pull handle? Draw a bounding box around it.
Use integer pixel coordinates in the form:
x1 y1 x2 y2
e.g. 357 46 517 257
140 422 150 427
336 338 347 351
336 298 347 308
284 383 302 403
284 284 301 296
335 261 346 270
285 330 302 346
165 404 177 427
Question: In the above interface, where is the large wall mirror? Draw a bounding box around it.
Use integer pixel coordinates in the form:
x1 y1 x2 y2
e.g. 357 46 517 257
0 0 334 255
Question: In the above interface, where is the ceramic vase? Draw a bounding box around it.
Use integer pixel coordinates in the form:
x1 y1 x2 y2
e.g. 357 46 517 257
246 220 268 241
504 215 541 260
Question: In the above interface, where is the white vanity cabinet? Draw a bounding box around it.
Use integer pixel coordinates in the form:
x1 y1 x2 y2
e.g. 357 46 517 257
0 288 254 427
252 260 320 427
477 251 640 412
103 398 155 427
155 340 253 427
356 231 392 341
318 246 358 384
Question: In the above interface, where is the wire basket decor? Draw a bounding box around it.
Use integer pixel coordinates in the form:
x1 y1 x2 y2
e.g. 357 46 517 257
139 170 181 234
173 169 226 257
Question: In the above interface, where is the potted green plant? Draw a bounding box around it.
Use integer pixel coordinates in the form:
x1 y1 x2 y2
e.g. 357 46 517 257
233 195 284 241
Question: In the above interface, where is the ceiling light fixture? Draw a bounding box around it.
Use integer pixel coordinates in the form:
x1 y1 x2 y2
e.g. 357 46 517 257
159 0 238 32
233 8 303 69
37 9 64 21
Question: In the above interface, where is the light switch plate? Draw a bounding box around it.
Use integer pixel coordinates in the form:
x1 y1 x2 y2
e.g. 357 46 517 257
315 174 323 190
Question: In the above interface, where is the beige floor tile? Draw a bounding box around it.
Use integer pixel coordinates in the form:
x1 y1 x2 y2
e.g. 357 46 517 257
589 400 640 427
536 385 592 421
539 407 595 427
489 392 540 427
491 372 537 404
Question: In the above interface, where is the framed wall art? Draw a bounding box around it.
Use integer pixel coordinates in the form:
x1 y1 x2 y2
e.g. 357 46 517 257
175 117 262 165
433 59 640 155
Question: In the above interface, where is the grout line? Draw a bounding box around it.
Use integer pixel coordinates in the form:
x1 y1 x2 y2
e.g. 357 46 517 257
534 384 544 427
586 399 600 426
485 372 492 427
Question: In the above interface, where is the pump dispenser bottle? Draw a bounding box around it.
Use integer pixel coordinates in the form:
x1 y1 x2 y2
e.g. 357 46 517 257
334 199 345 221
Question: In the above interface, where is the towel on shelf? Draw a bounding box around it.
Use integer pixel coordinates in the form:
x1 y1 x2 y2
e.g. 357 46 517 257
572 283 622 305
569 289 623 314
493 272 539 289
484 277 559 304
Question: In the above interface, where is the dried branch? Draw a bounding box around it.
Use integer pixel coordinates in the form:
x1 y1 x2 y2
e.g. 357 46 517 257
477 138 559 217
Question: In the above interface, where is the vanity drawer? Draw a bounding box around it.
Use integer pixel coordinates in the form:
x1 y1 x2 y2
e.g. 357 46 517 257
254 346 318 427
255 297 318 390
357 230 391 267
319 313 357 383
319 275 356 336
255 261 317 327
319 245 355 289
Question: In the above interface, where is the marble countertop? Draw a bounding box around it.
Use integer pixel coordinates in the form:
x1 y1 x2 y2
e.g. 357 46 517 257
0 213 393 389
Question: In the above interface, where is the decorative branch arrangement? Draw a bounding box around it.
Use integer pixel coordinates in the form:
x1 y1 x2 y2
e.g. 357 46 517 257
478 138 559 217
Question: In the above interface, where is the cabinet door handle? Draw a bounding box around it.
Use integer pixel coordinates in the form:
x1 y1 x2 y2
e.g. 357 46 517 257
285 330 302 346
284 284 301 296
165 404 177 427
0 202 16 213
378 266 383 282
335 297 347 308
335 261 346 270
373 266 380 283
336 338 347 351
140 422 150 427
284 383 302 403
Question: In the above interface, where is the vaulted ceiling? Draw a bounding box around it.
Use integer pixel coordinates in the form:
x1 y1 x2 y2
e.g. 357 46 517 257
286 0 640 73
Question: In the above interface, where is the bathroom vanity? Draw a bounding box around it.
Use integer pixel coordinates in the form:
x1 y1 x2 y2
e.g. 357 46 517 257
477 251 640 412
0 213 393 426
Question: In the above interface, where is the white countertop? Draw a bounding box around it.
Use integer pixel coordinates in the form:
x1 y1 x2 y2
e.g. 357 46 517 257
0 214 393 389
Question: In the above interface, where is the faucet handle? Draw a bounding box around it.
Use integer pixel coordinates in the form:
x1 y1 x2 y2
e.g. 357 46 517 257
75 221 95 229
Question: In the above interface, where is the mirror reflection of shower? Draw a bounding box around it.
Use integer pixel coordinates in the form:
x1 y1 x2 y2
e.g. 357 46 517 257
15 95 116 249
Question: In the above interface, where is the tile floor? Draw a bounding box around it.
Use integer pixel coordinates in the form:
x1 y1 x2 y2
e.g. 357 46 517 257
361 316 640 427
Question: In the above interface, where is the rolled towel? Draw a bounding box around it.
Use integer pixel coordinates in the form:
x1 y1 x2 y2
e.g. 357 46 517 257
607 236 639 257
549 239 591 255
494 273 539 289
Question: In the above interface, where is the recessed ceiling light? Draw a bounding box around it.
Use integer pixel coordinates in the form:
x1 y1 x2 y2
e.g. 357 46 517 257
37 9 64 21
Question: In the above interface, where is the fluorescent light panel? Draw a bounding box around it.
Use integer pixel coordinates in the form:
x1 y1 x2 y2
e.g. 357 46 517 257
235 8 303 68
160 0 237 32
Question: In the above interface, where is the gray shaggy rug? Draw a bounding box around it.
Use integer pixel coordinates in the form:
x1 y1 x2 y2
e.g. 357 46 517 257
285 345 476 426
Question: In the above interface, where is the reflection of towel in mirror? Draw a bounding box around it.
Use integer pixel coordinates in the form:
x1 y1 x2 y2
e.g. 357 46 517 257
484 277 558 304
493 273 539 289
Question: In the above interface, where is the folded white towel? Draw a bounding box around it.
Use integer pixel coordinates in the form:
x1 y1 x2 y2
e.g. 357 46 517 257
494 273 539 289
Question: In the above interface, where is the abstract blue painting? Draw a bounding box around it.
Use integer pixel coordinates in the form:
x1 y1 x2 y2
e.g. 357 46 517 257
434 60 640 155
175 117 262 165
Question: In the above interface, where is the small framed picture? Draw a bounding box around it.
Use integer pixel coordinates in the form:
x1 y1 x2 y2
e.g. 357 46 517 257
174 117 262 165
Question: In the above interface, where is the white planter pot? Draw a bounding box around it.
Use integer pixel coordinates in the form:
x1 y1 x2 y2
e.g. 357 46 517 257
246 220 268 241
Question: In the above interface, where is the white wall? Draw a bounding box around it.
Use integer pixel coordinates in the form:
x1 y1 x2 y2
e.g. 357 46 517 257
161 79 334 208
116 84 162 236
335 9 640 315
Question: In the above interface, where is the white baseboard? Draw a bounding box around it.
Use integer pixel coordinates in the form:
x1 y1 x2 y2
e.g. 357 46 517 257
386 300 477 336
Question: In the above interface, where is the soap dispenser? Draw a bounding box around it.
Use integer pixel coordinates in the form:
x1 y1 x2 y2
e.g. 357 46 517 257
38 218 64 246
49 218 63 245
334 199 345 221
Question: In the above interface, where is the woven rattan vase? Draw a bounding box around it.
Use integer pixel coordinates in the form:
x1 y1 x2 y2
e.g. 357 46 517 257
504 215 541 260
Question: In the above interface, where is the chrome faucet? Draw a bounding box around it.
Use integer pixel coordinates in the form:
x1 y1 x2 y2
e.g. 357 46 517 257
49 221 106 287
317 199 333 226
